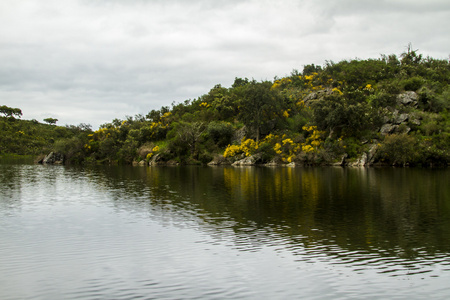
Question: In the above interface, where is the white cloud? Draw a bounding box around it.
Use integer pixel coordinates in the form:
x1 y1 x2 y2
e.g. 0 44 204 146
1 0 449 128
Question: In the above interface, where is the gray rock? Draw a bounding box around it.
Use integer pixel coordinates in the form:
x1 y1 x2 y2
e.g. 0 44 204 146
397 91 418 106
409 118 421 126
303 92 318 102
42 152 64 164
208 155 231 166
395 113 410 124
380 124 398 135
367 144 379 164
232 127 247 144
303 88 333 104
351 153 368 167
149 153 163 166
232 153 263 166
350 144 379 167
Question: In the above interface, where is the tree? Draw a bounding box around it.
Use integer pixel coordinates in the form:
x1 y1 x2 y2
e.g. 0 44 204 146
0 105 22 119
43 118 58 125
237 80 285 142
312 93 380 138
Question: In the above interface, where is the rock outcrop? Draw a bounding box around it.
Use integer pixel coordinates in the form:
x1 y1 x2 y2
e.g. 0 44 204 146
208 155 231 166
148 153 179 166
303 88 333 105
39 152 64 164
350 144 378 167
232 153 263 166
397 91 418 107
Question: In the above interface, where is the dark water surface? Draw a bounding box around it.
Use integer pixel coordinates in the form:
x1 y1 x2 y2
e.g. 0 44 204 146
1 163 450 299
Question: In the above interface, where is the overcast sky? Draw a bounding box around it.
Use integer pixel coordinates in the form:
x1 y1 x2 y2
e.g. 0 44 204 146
1 0 449 129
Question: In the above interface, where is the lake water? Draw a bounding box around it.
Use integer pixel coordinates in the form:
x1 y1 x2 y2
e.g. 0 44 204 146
1 163 450 299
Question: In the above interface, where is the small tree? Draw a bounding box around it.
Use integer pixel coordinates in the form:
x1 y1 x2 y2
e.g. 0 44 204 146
43 117 58 125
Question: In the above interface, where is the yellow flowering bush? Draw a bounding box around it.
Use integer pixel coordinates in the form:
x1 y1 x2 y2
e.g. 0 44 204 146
302 145 314 153
223 138 259 158
272 137 302 163
332 87 343 95
223 144 243 158
271 77 292 90
300 125 325 154
241 138 258 157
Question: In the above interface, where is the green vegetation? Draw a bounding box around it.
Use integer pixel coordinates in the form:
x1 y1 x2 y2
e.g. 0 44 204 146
1 48 449 166
0 116 92 163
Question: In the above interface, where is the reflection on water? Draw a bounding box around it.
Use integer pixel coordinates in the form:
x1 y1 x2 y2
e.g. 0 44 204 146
1 164 450 299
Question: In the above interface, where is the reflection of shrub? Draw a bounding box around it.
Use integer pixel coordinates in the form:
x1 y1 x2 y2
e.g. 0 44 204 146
379 134 417 165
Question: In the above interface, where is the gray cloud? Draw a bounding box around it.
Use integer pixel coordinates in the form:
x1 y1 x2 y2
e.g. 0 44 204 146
1 0 449 128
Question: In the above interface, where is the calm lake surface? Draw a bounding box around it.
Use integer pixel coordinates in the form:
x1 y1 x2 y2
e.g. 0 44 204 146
1 162 450 299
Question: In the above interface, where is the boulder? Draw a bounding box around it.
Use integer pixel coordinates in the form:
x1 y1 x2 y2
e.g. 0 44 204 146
350 144 378 167
351 153 368 167
394 113 410 124
366 144 379 165
232 153 263 166
380 124 398 135
397 91 418 107
303 88 333 105
208 155 231 166
149 153 163 166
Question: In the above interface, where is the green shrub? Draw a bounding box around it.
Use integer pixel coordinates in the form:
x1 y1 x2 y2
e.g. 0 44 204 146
403 76 424 91
379 134 418 165
206 121 234 147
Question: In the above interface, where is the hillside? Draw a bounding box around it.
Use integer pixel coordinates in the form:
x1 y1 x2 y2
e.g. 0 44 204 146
2 49 449 166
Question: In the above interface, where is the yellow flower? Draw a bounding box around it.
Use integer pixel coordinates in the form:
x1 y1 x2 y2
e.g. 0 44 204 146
274 143 282 154
302 145 314 153
224 144 242 158
332 88 343 95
